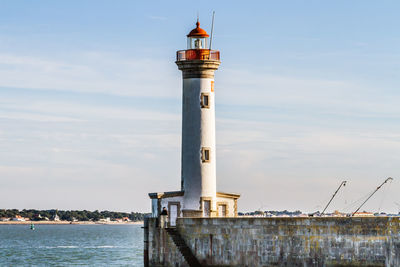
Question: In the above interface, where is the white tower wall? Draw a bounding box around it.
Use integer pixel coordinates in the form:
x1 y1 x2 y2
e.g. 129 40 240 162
181 77 216 211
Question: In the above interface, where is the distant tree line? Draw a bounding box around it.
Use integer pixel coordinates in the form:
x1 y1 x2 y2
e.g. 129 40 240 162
0 209 150 222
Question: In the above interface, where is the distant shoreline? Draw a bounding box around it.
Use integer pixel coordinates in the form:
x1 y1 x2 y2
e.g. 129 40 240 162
0 220 144 225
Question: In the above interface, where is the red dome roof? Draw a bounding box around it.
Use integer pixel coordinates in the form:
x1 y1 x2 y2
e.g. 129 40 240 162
187 21 209 38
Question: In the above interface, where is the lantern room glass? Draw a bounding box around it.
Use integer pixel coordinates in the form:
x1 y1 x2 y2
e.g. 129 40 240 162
187 37 208 49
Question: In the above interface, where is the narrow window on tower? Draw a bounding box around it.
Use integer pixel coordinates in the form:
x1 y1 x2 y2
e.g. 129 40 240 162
200 93 210 108
201 147 210 163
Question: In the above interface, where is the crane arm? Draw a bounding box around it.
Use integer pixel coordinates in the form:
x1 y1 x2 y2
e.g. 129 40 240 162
321 180 347 215
351 177 393 216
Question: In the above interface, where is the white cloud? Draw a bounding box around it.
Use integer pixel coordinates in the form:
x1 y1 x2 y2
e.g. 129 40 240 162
0 94 180 122
217 68 400 117
0 112 85 122
0 52 179 98
148 15 168 21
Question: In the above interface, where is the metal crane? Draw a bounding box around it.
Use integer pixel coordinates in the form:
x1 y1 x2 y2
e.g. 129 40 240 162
351 177 394 216
321 180 347 215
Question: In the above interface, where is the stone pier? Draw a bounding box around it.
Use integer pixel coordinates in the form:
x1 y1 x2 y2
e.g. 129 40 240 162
145 217 400 267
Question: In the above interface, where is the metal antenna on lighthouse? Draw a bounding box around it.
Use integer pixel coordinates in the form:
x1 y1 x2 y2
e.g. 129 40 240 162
209 11 215 51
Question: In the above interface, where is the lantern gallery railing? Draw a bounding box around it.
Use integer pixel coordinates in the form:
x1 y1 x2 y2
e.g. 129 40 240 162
176 49 220 61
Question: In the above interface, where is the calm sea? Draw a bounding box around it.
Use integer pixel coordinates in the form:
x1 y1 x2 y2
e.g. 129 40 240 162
0 224 144 266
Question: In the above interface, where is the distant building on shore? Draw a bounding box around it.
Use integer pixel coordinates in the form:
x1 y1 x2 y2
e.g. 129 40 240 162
98 217 111 223
353 211 374 217
12 215 26 221
52 213 60 221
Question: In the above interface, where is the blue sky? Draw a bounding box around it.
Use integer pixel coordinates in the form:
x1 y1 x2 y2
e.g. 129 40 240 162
0 1 399 213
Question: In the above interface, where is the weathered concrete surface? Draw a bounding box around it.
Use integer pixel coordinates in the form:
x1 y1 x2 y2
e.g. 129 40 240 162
147 217 400 267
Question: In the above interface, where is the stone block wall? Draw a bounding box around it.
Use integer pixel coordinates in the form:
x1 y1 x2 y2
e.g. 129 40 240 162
146 218 187 267
146 217 400 266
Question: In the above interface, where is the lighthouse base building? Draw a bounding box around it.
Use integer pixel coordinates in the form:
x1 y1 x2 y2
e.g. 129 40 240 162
148 191 239 224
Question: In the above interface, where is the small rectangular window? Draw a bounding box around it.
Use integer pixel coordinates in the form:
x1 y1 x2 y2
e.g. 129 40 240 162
203 200 211 217
201 147 210 162
201 93 210 108
218 204 227 217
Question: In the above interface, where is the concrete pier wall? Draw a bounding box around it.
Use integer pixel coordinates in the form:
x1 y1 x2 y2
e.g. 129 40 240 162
147 217 400 266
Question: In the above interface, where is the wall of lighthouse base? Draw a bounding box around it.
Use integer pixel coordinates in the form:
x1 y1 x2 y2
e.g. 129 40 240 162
149 191 239 219
145 217 400 267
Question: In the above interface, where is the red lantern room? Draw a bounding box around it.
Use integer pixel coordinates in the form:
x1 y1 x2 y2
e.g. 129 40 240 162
177 20 220 61
187 21 209 49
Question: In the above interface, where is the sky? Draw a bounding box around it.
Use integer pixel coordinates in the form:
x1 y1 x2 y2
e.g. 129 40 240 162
0 1 399 213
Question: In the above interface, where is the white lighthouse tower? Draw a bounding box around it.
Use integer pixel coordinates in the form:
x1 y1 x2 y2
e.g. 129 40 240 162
177 21 220 217
149 21 239 224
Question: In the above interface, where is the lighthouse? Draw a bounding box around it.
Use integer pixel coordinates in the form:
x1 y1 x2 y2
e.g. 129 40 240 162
149 20 240 225
176 20 220 217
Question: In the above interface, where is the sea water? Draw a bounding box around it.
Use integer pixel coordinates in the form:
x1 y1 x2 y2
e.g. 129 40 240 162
0 224 143 266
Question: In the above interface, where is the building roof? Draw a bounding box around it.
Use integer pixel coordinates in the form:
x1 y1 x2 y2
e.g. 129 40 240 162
217 192 241 199
187 21 209 38
148 190 184 199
